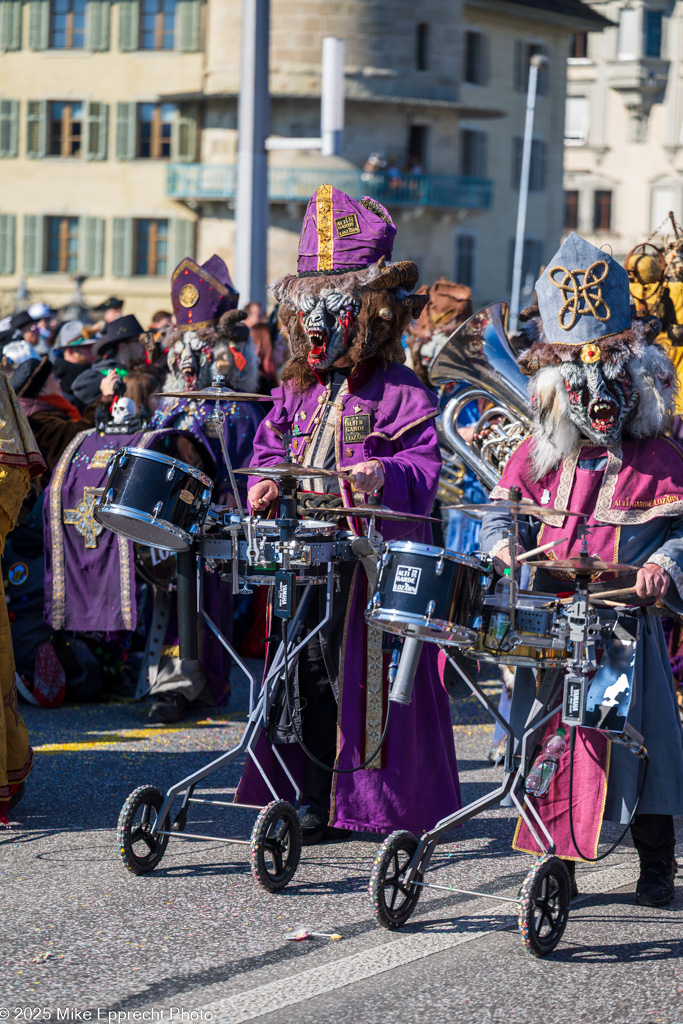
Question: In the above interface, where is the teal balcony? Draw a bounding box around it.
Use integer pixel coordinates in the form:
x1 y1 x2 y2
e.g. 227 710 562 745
166 164 492 211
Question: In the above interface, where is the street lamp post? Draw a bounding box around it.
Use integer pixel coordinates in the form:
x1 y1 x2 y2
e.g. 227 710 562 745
509 53 548 333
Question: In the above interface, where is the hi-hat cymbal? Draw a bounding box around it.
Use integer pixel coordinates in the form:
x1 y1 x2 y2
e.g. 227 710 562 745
233 463 353 481
446 499 587 519
530 555 638 576
156 388 272 402
323 505 441 524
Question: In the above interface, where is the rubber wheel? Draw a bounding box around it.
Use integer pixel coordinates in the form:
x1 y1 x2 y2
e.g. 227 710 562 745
370 830 422 930
117 785 169 876
249 800 302 893
518 854 571 957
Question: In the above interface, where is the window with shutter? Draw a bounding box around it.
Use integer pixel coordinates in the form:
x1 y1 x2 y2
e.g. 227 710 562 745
119 0 140 50
138 102 174 158
460 129 487 178
139 0 176 49
80 216 104 276
0 100 18 158
23 214 45 274
86 101 108 159
170 217 194 267
46 215 80 272
86 0 111 50
112 217 133 276
464 31 488 86
511 137 545 192
0 1 23 51
565 96 590 146
133 218 170 275
29 0 50 49
116 101 136 159
172 103 197 161
177 0 199 52
454 234 475 289
26 100 47 157
0 213 16 275
514 41 549 95
508 237 543 290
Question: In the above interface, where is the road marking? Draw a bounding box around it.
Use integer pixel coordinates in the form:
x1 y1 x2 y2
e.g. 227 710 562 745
196 858 640 1023
32 718 246 753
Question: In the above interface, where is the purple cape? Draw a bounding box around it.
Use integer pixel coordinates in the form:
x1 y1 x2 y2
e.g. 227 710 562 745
236 361 462 834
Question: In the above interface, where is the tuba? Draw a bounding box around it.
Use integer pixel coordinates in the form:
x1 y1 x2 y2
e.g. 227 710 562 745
429 302 532 493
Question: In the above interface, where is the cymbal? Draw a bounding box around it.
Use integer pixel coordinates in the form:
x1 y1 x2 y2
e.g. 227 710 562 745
156 388 272 402
446 499 587 519
323 505 441 524
233 463 353 481
530 555 638 576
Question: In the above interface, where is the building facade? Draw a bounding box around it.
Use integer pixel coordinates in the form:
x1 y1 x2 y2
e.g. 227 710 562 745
564 0 683 260
0 0 603 322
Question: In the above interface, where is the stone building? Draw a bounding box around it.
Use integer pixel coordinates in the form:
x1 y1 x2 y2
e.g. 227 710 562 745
0 0 605 322
564 0 683 260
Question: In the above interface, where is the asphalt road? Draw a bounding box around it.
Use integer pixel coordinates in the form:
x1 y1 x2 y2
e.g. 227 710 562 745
2 665 682 1024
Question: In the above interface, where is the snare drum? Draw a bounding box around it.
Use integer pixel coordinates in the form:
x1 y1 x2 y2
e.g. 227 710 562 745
367 541 491 644
469 592 568 667
95 447 213 551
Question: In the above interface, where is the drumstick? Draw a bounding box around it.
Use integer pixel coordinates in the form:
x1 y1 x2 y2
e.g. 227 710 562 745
516 538 568 563
590 586 638 601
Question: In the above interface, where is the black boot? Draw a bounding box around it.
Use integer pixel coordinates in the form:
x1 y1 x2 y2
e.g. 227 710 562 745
148 691 190 723
299 809 330 846
565 860 579 899
635 858 677 907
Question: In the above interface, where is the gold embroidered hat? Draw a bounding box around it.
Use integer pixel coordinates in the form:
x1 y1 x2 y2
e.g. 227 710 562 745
536 232 631 346
297 184 397 276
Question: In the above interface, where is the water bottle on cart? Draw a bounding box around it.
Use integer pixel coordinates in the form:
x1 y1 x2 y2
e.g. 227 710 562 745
525 727 568 797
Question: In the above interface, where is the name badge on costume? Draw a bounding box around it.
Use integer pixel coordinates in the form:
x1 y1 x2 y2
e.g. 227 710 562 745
335 214 361 238
343 414 371 444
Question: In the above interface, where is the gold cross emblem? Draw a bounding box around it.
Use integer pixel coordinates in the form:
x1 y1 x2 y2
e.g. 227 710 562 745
63 487 106 549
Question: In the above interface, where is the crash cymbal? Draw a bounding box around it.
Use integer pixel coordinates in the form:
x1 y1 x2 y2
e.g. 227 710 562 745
323 505 441 524
530 555 638 576
233 463 353 481
446 499 587 518
156 388 272 402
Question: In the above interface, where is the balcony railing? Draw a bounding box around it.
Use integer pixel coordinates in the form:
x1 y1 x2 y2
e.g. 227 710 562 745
166 164 493 211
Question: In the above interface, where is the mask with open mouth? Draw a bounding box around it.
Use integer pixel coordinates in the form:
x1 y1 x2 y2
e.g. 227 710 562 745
299 291 361 371
167 331 213 392
561 357 638 445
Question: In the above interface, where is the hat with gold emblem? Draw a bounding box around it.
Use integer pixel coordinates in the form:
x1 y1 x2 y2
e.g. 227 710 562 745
171 255 239 333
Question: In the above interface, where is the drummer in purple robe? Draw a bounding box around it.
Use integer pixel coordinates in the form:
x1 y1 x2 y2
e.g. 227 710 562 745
480 233 683 907
240 185 461 844
146 255 265 722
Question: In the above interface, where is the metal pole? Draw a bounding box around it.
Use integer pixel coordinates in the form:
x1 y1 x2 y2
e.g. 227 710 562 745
509 54 547 333
321 37 345 157
235 0 270 308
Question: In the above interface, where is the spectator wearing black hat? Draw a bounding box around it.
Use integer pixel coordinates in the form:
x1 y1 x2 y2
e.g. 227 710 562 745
71 314 145 408
12 357 117 489
10 311 42 350
51 321 97 408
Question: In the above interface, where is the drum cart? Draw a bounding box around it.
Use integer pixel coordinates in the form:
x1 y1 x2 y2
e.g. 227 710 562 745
367 528 649 957
109 404 356 893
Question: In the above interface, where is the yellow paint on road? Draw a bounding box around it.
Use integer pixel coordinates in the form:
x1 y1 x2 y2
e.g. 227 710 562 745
32 716 247 753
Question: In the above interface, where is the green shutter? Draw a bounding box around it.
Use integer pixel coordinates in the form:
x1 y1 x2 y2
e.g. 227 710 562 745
118 0 139 51
26 100 46 157
0 1 23 51
116 101 136 159
0 100 18 157
172 104 197 162
86 0 111 51
80 216 105 276
24 214 44 274
86 101 108 159
170 218 195 266
112 217 133 276
0 213 16 274
177 0 200 52
29 0 49 49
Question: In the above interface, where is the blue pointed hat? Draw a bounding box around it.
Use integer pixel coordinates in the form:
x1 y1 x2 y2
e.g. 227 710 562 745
536 232 631 346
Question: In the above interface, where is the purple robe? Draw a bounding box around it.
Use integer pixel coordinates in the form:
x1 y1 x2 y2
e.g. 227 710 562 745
236 359 462 835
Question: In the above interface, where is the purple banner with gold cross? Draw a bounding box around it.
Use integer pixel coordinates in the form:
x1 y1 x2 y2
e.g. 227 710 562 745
43 427 210 632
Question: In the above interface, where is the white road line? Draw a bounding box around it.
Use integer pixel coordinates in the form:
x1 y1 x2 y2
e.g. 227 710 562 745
200 858 641 1024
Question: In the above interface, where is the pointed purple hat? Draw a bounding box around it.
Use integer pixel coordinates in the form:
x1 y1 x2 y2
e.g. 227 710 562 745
171 254 239 332
297 185 397 275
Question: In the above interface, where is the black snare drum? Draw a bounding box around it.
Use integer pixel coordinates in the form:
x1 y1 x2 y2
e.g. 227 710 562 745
95 447 213 551
367 541 490 644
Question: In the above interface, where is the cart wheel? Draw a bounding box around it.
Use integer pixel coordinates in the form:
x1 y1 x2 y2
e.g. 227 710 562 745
117 785 169 876
370 830 422 930
250 800 302 893
518 854 571 957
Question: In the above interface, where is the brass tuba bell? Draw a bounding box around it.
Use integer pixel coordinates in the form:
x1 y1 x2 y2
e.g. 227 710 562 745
429 302 532 493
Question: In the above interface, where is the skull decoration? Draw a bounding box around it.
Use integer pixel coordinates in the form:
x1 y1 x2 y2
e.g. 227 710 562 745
110 396 137 424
